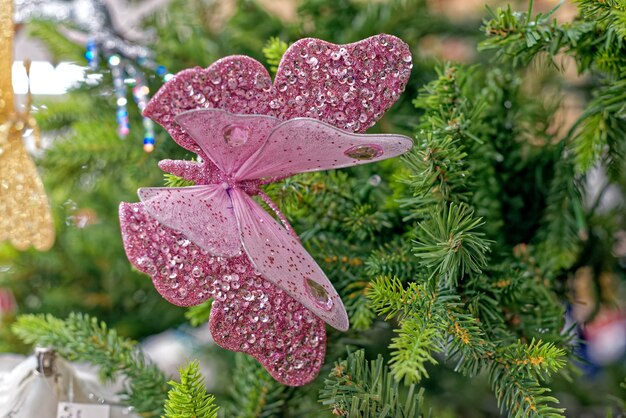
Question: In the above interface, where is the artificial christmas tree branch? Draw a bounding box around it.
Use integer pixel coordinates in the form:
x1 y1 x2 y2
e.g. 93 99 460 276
319 350 426 418
163 361 219 418
481 0 626 178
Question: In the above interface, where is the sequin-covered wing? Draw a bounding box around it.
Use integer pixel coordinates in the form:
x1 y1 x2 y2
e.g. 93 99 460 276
119 202 327 386
119 202 215 306
143 35 412 152
143 57 274 156
138 185 241 257
230 188 349 331
209 276 327 386
273 34 413 133
174 109 280 176
235 117 413 180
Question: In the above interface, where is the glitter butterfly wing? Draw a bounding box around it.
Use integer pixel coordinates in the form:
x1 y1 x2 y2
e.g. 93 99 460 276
174 108 413 182
229 187 349 331
235 117 413 180
138 185 241 257
119 201 328 386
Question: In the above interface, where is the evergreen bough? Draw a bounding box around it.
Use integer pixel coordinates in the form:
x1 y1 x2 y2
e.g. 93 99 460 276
163 361 219 418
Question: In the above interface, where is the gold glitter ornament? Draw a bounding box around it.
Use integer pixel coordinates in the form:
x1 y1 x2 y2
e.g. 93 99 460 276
0 0 55 251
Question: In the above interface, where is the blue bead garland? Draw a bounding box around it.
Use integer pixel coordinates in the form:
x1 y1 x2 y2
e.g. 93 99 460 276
83 41 174 151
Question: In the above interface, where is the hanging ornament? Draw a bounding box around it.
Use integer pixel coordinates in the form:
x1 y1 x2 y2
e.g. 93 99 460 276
14 0 172 152
0 0 54 251
0 348 140 418
119 34 414 385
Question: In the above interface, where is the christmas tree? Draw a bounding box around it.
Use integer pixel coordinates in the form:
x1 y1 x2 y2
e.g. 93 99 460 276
1 0 626 417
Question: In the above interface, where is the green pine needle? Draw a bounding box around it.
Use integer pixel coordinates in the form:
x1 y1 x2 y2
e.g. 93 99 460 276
165 173 196 188
319 350 426 417
223 353 288 417
185 300 213 327
262 37 289 75
163 361 219 418
413 203 491 287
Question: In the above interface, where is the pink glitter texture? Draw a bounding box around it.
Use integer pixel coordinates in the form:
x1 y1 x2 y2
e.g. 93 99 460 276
119 34 413 386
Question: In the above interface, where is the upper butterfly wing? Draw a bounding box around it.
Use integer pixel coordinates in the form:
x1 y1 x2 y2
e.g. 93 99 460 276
230 188 349 331
174 109 280 176
138 185 241 257
142 57 274 155
234 117 413 180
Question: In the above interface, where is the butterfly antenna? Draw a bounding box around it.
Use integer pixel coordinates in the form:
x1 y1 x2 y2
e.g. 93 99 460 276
257 190 300 241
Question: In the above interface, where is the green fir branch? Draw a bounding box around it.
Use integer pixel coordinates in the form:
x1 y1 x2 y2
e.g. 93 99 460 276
185 300 212 327
342 203 392 241
345 293 376 331
368 276 568 416
481 1 626 176
262 37 289 75
163 361 219 418
368 277 491 381
577 0 626 29
224 353 289 418
364 240 419 281
413 203 491 287
497 339 567 381
490 368 565 418
165 173 196 188
367 276 424 321
319 350 426 417
490 340 567 418
388 317 440 383
400 64 487 221
535 153 584 275
27 21 86 62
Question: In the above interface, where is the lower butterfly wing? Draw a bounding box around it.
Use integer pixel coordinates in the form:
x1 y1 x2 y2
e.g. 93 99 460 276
138 185 241 258
119 202 216 306
230 188 349 331
209 275 327 386
120 202 327 386
234 117 413 181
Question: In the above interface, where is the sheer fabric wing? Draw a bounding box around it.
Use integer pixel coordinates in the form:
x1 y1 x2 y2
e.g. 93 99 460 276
174 109 280 176
235 118 413 180
230 188 349 331
138 185 241 257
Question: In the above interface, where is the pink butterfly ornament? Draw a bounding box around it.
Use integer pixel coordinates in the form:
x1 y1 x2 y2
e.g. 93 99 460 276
119 34 413 386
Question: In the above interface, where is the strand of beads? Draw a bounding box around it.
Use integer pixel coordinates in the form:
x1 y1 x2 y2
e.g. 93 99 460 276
84 41 173 151
127 64 156 152
84 39 99 69
108 54 130 138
